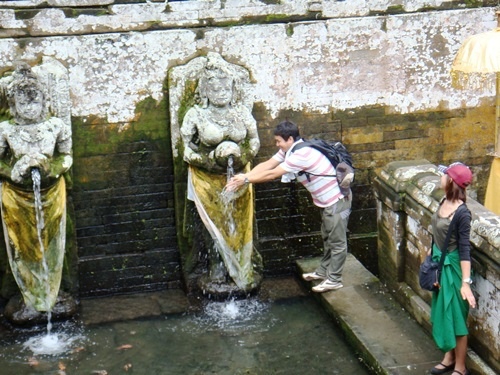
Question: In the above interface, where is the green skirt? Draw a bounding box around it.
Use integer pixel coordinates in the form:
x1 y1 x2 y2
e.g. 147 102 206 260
430 243 469 352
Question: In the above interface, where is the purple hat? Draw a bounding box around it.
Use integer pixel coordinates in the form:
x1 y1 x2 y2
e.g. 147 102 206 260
438 162 472 188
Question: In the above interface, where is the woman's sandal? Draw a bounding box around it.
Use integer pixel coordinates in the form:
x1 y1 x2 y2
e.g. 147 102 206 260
451 370 471 375
430 362 455 375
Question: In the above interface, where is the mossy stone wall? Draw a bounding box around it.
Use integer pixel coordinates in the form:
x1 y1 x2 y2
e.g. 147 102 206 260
72 97 182 297
0 1 496 298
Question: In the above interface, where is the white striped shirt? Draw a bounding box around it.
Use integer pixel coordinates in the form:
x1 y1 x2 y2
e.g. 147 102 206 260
273 141 344 207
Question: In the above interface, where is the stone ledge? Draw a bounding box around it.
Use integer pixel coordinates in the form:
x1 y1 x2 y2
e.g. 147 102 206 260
0 1 493 37
380 160 500 263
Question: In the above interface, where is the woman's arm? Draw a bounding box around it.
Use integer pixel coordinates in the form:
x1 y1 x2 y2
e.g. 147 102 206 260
457 206 476 308
460 260 476 308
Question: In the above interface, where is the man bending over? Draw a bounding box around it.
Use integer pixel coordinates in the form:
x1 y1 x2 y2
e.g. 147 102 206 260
225 120 351 292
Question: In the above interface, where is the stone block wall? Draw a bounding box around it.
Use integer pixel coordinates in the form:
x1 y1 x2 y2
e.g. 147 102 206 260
0 1 498 297
72 99 182 297
374 160 499 373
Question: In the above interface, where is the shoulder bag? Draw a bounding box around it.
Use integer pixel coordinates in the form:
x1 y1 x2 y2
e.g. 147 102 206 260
419 205 463 292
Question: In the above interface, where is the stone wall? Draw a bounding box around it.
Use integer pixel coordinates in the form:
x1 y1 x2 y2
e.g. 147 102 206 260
0 1 497 297
374 160 499 373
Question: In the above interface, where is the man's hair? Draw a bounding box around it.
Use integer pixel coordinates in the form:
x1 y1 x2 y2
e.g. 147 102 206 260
274 120 300 141
445 176 467 202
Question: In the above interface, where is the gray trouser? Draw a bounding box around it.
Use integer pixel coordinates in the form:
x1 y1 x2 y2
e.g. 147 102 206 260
316 196 351 283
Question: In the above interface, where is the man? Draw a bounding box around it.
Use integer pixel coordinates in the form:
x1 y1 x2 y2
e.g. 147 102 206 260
225 120 351 292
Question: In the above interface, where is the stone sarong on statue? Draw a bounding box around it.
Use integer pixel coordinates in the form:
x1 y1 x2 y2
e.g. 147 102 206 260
0 178 66 311
187 165 256 290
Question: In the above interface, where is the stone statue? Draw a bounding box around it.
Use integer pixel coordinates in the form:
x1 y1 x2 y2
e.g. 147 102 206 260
0 60 75 321
178 53 262 296
181 56 260 173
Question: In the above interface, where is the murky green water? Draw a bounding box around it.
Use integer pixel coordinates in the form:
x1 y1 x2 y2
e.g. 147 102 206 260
0 296 369 374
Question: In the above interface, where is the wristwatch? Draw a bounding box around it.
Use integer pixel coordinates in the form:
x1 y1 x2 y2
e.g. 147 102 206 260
244 177 250 184
462 278 473 284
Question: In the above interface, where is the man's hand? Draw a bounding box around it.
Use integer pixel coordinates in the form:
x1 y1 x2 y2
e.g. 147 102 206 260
225 174 247 192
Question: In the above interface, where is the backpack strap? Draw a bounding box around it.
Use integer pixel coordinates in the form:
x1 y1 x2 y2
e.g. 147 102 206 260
291 141 336 181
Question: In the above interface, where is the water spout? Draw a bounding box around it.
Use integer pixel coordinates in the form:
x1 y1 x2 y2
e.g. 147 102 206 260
227 155 235 182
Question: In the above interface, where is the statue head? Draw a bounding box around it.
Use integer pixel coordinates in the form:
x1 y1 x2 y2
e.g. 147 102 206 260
197 53 243 108
5 63 48 125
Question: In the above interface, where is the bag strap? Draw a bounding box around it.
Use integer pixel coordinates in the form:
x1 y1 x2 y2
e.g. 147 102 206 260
435 204 465 272
291 141 337 180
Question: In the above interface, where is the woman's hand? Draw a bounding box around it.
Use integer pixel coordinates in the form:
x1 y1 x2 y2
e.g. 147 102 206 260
461 283 476 308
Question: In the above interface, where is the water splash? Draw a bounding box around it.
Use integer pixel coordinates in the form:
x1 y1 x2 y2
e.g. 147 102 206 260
192 298 273 333
23 330 84 356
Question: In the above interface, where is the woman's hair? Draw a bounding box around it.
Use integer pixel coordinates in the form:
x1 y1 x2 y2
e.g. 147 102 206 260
444 175 467 202
274 120 300 141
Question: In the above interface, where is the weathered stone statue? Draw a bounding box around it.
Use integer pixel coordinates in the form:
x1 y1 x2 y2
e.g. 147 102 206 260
175 53 262 296
0 60 76 323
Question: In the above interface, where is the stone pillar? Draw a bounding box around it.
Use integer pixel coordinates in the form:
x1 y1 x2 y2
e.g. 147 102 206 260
374 160 437 288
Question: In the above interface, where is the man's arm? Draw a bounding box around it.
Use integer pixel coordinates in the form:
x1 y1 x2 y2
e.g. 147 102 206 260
226 157 286 190
247 158 280 177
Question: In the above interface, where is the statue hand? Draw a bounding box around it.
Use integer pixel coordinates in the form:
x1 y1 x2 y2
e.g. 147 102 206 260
11 155 31 183
184 147 203 164
11 154 50 183
29 153 50 173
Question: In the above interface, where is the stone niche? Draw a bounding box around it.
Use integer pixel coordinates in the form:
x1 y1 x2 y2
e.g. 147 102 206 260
374 160 499 373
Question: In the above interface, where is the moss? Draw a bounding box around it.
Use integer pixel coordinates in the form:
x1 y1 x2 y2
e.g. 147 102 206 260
264 13 292 22
72 96 169 158
0 110 10 123
164 72 196 268
61 7 110 18
259 0 280 4
133 96 170 153
177 79 198 127
286 23 294 37
463 0 483 7
14 10 40 20
386 5 406 14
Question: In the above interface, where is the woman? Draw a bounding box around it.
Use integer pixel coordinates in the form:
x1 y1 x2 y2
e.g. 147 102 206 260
430 162 476 375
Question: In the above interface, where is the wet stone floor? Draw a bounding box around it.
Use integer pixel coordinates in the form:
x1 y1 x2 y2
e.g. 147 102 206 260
0 277 370 375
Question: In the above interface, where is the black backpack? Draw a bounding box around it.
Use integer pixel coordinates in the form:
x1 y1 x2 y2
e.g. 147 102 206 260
291 139 355 198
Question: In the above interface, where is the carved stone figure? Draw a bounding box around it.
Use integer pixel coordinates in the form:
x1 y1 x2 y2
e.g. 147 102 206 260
173 53 262 296
181 56 260 173
0 60 76 323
